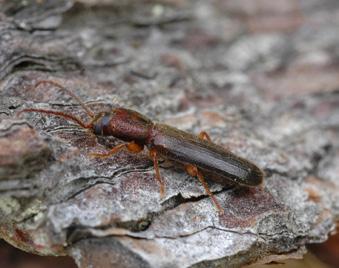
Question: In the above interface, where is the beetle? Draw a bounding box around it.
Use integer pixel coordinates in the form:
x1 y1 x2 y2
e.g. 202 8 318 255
19 80 264 214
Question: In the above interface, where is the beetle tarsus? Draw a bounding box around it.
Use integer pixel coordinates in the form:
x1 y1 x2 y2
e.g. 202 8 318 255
150 148 165 199
186 164 224 214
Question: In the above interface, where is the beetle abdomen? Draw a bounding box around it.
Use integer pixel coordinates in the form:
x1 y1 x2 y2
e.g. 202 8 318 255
150 124 264 186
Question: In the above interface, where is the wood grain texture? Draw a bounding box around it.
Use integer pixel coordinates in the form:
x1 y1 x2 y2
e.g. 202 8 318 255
0 0 339 267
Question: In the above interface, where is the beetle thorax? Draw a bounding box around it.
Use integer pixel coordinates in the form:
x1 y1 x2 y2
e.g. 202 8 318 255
93 108 153 143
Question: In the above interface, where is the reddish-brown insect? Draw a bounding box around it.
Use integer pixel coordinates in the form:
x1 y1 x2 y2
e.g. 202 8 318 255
18 80 264 214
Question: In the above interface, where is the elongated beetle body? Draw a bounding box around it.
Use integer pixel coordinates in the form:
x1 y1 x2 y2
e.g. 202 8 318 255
150 123 263 186
19 80 264 214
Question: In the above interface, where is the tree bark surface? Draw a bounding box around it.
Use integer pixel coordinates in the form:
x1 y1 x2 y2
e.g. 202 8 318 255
1 0 339 267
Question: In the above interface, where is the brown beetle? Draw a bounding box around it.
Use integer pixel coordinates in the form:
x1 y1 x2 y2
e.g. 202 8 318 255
19 80 264 213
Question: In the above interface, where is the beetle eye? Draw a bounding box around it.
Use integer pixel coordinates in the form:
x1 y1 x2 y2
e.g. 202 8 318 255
101 115 111 127
93 121 102 135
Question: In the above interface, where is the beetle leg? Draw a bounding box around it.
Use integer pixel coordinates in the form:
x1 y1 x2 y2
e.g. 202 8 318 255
89 141 144 158
199 131 226 150
89 144 126 158
185 164 224 214
126 141 144 153
149 148 165 199
198 131 212 142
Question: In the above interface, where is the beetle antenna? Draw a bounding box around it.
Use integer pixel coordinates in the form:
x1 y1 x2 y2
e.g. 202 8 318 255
34 80 95 118
17 108 93 129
